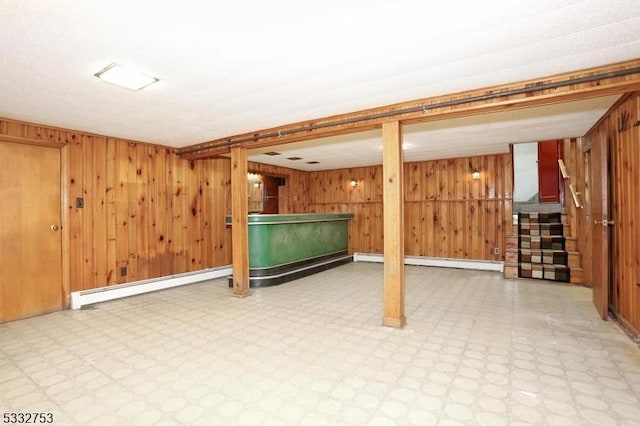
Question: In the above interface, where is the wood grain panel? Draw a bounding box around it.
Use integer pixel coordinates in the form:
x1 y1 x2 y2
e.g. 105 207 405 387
167 150 183 273
309 153 512 261
82 135 95 290
562 137 591 285
580 92 640 333
136 143 150 279
608 95 639 332
126 142 140 282
65 133 84 292
231 147 250 296
106 138 117 285
2 115 247 293
114 140 129 284
1 117 240 292
382 121 405 328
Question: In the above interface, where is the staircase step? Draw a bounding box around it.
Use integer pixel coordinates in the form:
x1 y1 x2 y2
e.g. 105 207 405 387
542 264 571 282
519 263 570 282
519 222 564 236
519 248 567 256
519 249 568 266
565 237 578 252
519 212 563 223
567 251 581 268
519 235 565 250
504 263 519 279
505 248 519 264
569 267 584 284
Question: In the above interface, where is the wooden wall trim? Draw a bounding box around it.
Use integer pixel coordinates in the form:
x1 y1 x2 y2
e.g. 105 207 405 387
0 117 158 148
179 59 640 159
0 133 65 149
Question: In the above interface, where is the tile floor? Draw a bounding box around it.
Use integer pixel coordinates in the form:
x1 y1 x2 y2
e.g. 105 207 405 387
1 263 639 425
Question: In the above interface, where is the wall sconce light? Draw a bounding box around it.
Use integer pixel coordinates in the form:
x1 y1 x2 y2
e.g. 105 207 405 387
350 178 358 188
471 169 480 180
248 172 262 188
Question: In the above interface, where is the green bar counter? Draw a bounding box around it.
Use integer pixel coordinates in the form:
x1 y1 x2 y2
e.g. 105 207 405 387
226 213 354 287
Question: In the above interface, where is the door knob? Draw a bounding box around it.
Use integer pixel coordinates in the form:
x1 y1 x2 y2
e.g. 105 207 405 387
594 219 614 227
50 224 59 231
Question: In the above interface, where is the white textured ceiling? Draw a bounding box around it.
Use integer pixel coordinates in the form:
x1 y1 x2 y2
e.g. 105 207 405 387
1 0 639 160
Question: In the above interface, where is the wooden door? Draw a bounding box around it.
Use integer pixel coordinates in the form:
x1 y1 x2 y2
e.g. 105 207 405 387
608 134 618 314
262 176 279 214
538 140 560 203
582 151 593 286
0 142 62 322
589 133 610 320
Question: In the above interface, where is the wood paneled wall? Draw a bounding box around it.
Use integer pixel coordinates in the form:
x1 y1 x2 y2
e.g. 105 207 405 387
580 93 640 334
2 115 513 297
562 138 585 239
0 119 72 147
64 136 234 291
609 94 640 332
308 166 384 253
308 154 513 260
562 137 591 285
64 149 305 291
1 117 306 295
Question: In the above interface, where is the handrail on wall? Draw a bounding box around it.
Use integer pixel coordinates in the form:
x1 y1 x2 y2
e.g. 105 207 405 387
558 159 570 179
569 184 583 209
558 159 580 208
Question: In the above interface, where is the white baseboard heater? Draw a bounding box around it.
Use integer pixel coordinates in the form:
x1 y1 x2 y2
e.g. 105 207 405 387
69 265 232 310
353 253 504 272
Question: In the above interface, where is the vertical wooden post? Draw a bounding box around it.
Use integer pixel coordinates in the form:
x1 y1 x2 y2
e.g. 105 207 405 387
382 121 406 328
231 147 250 297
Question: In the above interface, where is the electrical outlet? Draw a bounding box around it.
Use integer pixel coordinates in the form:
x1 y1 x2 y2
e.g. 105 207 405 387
76 197 84 208
120 267 127 277
493 247 500 255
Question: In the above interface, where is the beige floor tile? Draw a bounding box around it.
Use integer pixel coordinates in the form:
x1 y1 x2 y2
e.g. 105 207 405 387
0 263 639 425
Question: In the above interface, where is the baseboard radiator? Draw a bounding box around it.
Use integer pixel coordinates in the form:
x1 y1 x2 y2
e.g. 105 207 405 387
69 265 232 310
353 253 504 272
70 255 502 309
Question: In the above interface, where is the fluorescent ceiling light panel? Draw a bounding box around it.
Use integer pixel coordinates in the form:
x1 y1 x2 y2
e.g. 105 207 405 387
95 63 159 91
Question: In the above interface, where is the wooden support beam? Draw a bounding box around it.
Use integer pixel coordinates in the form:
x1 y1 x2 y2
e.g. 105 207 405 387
382 121 406 328
179 59 640 160
231 147 250 297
